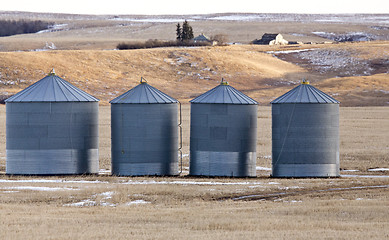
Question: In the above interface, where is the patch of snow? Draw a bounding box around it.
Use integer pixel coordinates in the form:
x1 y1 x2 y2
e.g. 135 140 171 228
64 192 116 207
289 48 373 76
98 191 114 199
110 17 190 23
122 180 262 186
36 24 68 33
99 169 111 175
267 48 314 54
209 15 266 21
256 166 271 171
33 42 57 52
312 31 378 42
289 33 306 37
377 90 389 94
278 186 302 190
125 200 150 206
314 18 343 22
341 174 389 178
64 199 97 207
341 169 359 172
277 199 302 203
100 202 117 207
0 179 108 184
368 168 389 172
1 186 77 191
268 182 280 185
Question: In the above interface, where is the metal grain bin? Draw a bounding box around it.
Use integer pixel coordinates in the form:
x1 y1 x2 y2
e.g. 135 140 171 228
110 78 179 176
189 79 258 177
5 70 99 175
271 80 340 177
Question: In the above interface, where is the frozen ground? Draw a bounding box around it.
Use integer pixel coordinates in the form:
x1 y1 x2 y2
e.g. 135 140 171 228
274 48 389 78
109 13 389 25
0 174 388 208
313 31 389 41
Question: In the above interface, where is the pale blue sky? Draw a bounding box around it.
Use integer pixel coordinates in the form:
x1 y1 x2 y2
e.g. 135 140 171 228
1 0 388 15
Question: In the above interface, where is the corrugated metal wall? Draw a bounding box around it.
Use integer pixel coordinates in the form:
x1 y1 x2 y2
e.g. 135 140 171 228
190 103 258 177
111 103 178 176
271 103 340 177
6 102 99 175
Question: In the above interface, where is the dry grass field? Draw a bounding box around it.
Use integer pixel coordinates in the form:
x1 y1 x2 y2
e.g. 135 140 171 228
1 12 388 51
0 42 388 106
0 11 388 239
0 105 388 239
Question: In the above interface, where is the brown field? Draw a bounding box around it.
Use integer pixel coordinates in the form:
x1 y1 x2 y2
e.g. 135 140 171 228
0 42 388 106
0 105 388 239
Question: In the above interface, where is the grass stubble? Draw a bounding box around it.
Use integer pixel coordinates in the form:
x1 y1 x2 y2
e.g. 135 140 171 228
0 105 388 239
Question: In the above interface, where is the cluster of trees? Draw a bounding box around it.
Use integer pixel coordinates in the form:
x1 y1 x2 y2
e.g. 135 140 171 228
0 19 53 37
176 20 194 41
117 20 227 50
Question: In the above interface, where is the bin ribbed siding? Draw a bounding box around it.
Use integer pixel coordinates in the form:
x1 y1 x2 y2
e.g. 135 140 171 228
111 103 178 176
189 103 258 177
5 71 99 175
110 80 179 176
189 81 258 177
6 102 99 175
271 82 340 178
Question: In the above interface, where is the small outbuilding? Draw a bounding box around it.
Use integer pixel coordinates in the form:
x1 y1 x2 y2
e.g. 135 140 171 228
193 33 217 45
5 69 99 175
271 80 340 177
193 33 211 42
252 33 288 45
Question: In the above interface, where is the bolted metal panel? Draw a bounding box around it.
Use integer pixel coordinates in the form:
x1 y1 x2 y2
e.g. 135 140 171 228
190 84 257 105
271 103 340 177
111 103 179 176
5 75 99 102
271 83 339 104
189 103 258 177
110 82 178 104
6 102 99 175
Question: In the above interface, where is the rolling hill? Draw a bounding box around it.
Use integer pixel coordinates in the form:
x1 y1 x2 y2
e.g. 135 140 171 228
0 42 388 106
0 11 388 106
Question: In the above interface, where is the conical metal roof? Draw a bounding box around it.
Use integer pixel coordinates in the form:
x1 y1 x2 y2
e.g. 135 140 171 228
271 81 339 104
110 78 178 104
190 79 258 104
5 70 98 102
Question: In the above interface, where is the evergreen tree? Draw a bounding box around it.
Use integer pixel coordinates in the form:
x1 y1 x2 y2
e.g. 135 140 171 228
176 23 182 41
187 24 194 40
181 20 194 41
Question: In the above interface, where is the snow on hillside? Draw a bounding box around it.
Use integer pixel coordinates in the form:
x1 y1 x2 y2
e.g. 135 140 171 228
274 48 389 78
108 13 389 24
312 31 388 41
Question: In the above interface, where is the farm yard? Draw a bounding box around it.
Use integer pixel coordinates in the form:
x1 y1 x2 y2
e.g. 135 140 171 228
0 11 388 239
0 105 388 239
